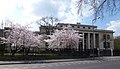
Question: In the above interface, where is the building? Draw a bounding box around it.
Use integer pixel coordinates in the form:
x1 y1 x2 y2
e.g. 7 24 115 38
39 23 114 56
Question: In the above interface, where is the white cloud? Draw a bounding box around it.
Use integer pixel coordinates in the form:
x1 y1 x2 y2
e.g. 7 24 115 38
0 0 40 30
106 20 120 36
58 0 81 23
31 0 92 23
0 0 18 19
57 0 93 23
0 0 92 31
32 0 60 17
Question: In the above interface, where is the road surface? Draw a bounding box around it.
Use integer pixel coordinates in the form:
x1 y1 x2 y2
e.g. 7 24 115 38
0 58 120 69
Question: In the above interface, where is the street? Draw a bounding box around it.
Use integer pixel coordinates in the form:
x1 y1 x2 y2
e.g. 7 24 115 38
0 58 120 69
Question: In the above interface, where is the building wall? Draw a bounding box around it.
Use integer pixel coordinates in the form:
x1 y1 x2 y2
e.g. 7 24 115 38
39 23 114 51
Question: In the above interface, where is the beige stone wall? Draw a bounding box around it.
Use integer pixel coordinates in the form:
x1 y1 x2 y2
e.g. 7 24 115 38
39 24 114 50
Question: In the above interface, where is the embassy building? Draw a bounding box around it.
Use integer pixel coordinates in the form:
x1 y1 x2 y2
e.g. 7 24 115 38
39 23 114 56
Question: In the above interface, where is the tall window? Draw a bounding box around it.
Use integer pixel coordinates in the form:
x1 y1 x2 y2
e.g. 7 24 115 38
103 34 106 40
107 34 110 39
107 42 110 48
103 42 106 48
66 25 67 27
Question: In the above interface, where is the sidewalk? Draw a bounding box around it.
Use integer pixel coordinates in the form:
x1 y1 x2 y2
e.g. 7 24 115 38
0 56 120 65
0 59 83 65
97 56 120 60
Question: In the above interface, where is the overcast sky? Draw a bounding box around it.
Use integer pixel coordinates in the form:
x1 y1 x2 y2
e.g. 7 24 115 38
0 0 120 36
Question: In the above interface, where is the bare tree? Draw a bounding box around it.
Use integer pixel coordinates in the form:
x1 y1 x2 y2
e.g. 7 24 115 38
36 16 59 35
36 16 59 26
76 0 120 21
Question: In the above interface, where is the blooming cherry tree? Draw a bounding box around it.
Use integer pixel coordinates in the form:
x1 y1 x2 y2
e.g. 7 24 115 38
35 34 46 49
7 24 43 55
46 27 83 49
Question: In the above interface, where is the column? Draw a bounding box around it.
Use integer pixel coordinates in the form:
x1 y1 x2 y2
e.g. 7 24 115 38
98 33 102 49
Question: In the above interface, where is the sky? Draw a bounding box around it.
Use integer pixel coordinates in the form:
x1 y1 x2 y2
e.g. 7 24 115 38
0 0 120 36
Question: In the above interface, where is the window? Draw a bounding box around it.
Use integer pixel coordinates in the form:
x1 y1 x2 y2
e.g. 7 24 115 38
103 34 106 39
48 37 51 39
88 27 91 29
90 45 91 48
66 25 67 27
79 39 82 41
83 27 85 29
84 40 86 43
79 32 82 34
107 34 110 39
103 42 106 48
90 40 92 44
60 25 62 27
107 42 110 48
78 26 80 28
72 26 74 28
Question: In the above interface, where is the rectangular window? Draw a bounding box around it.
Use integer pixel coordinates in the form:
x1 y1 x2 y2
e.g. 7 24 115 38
60 25 62 27
103 34 106 39
107 35 110 39
88 27 91 29
107 42 110 48
79 39 82 41
66 25 67 27
83 27 85 29
79 32 82 34
103 42 106 48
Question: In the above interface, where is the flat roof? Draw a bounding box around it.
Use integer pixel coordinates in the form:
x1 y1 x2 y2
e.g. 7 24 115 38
55 27 114 33
57 23 97 28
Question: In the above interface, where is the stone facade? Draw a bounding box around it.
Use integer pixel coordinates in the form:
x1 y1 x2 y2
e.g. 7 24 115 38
39 23 114 56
